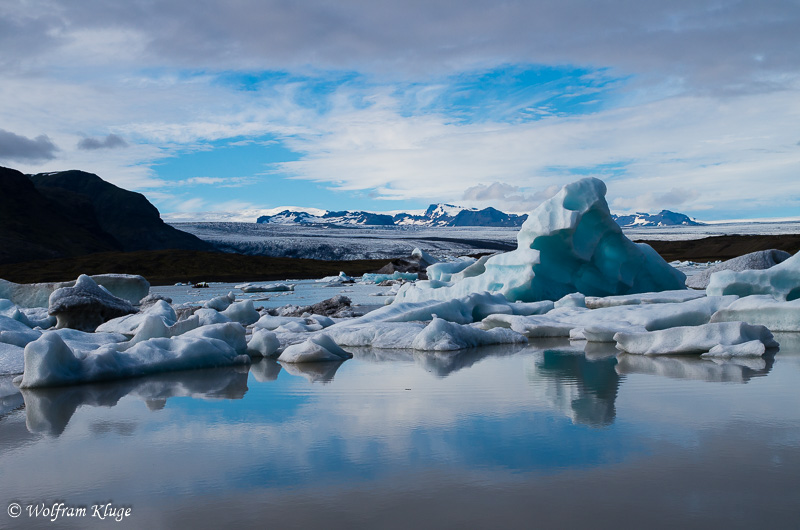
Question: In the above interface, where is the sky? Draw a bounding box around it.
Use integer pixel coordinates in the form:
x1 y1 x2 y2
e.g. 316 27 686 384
0 0 799 221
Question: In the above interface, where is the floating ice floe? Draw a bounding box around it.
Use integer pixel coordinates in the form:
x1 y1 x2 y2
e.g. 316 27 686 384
246 329 280 358
316 271 354 284
410 317 527 351
18 323 250 388
613 321 777 355
482 295 737 341
0 274 149 308
221 300 260 326
687 249 791 289
393 178 685 304
584 290 705 309
96 300 177 335
361 272 419 283
48 275 137 332
277 334 353 363
707 251 800 300
203 292 236 311
710 295 800 331
236 283 295 293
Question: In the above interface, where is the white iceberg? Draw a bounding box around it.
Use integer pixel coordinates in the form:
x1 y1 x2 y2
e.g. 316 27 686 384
48 275 136 332
277 334 353 363
426 258 477 282
96 300 177 335
221 300 260 326
394 178 685 304
584 290 705 309
236 282 295 293
706 251 800 300
687 249 791 289
613 321 778 355
411 317 527 351
246 329 280 358
19 323 250 388
0 274 149 308
710 295 800 332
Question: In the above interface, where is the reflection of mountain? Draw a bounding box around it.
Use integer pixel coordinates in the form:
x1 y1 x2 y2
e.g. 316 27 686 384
527 349 622 427
352 343 528 378
22 367 249 436
615 353 774 383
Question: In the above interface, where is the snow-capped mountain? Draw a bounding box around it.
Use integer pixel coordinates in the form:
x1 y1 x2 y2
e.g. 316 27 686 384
255 204 701 228
256 204 528 228
611 210 703 228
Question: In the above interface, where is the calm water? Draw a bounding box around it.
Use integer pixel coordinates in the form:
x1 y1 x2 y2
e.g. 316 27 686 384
1 337 799 529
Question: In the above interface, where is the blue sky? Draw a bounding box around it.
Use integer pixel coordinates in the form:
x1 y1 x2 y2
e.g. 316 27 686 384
1 0 799 220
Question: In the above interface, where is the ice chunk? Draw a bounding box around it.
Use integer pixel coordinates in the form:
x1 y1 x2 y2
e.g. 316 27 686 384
0 274 149 308
204 292 236 311
394 178 685 304
585 290 705 309
19 326 250 388
221 300 260 326
237 283 295 293
426 258 477 282
316 271 354 283
701 340 766 358
687 249 791 289
411 317 527 351
255 314 331 332
326 322 426 349
96 300 177 335
411 247 439 266
707 251 800 300
0 342 25 375
48 275 136 332
361 272 419 283
710 295 800 331
278 334 353 363
194 308 232 326
613 321 777 355
554 293 586 309
247 329 280 358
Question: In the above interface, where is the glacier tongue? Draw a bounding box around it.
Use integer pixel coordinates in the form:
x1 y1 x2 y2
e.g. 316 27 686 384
394 178 686 304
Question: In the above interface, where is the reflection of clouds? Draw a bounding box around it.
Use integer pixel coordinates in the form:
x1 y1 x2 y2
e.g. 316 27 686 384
22 366 249 435
615 353 773 383
526 347 622 427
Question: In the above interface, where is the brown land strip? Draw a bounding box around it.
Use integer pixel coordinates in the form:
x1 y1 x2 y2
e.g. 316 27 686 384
0 250 390 286
2 234 799 285
640 234 800 262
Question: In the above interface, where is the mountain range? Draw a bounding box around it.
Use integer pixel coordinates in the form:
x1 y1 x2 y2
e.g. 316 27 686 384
0 166 210 264
256 203 702 228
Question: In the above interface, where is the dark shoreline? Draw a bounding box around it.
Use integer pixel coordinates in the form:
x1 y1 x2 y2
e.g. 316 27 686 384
1 233 799 285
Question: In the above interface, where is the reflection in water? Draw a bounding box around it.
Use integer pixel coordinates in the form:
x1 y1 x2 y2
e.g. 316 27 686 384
21 366 250 436
527 348 622 427
250 358 282 382
615 353 774 383
0 375 23 419
353 343 529 377
279 360 344 383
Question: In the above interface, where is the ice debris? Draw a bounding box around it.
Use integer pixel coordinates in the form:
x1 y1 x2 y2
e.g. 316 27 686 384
393 178 685 304
0 274 149 308
278 334 353 363
613 321 777 355
48 275 137 332
687 249 791 289
710 295 800 331
707 251 800 300
361 272 418 283
410 317 527 351
236 282 295 293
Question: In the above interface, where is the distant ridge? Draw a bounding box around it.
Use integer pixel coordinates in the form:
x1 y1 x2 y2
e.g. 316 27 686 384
0 166 211 264
256 203 702 229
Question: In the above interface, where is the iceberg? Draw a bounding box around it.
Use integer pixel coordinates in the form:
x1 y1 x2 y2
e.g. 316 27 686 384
710 295 800 331
361 272 419 284
48 275 137 332
394 178 685 304
613 321 778 355
96 300 177 335
707 251 800 300
687 249 791 289
277 334 353 363
19 323 250 388
236 282 295 293
411 317 527 351
0 274 149 308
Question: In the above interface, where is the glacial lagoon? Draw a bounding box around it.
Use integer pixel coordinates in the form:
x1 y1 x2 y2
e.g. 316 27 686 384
1 333 799 529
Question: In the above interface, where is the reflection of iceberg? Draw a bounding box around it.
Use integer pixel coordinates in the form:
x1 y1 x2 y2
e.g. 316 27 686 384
249 358 282 382
615 353 774 383
351 343 528 377
279 360 344 383
22 366 250 436
527 349 622 427
0 375 23 419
